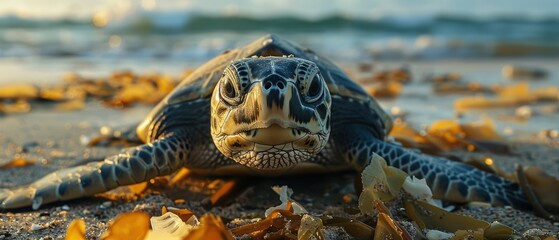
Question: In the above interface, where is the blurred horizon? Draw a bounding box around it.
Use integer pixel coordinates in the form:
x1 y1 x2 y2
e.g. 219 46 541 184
2 0 559 20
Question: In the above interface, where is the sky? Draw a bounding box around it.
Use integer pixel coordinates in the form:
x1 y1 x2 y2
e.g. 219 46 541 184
0 0 558 20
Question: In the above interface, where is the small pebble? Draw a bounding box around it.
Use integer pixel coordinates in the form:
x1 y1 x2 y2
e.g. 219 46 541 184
58 211 68 217
82 209 91 215
100 201 112 209
133 203 157 212
79 135 90 146
515 105 532 119
426 229 454 240
174 199 186 204
30 224 44 231
390 106 407 118
342 194 353 203
100 126 113 135
61 205 70 211
49 150 66 158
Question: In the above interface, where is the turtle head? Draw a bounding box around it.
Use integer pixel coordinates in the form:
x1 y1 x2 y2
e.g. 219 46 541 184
211 56 331 170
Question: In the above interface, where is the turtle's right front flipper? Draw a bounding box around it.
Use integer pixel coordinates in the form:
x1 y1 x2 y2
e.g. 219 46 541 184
332 124 532 210
0 134 187 210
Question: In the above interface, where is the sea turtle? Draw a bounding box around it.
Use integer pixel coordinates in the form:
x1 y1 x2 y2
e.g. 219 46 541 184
0 34 530 210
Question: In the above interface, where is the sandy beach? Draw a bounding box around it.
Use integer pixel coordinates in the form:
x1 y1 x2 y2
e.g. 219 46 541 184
1 58 558 239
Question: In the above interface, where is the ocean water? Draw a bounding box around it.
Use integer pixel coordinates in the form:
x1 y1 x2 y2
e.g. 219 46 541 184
0 0 558 63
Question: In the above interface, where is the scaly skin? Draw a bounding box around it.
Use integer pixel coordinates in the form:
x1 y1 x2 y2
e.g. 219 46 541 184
1 134 187 209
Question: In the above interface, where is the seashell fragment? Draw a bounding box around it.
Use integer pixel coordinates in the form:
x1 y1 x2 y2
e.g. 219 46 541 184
149 212 197 240
265 185 307 217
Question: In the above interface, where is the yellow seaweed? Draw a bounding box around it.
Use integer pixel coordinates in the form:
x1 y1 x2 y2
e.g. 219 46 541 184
95 181 148 201
65 219 87 240
209 178 248 207
101 212 150 240
0 158 35 169
524 166 559 213
0 83 39 99
460 118 502 141
374 201 413 240
40 87 72 101
454 96 520 110
184 213 233 240
55 99 85 111
517 166 559 217
405 199 488 232
455 82 558 110
321 216 374 240
367 82 403 98
390 118 504 153
389 120 431 147
0 100 31 113
169 168 192 186
161 206 196 223
404 199 515 239
484 222 515 239
230 207 301 238
374 213 409 240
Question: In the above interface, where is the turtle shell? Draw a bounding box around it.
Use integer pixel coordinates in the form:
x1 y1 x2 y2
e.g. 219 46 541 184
137 34 392 141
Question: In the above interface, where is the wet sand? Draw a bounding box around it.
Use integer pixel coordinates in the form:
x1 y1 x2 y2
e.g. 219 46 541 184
1 59 559 239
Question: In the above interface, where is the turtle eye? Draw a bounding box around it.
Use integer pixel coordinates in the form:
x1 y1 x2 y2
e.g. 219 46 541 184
224 81 236 98
305 75 323 102
221 77 240 104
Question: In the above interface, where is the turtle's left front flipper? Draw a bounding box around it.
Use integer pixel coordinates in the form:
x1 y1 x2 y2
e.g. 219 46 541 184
0 134 188 210
333 125 532 210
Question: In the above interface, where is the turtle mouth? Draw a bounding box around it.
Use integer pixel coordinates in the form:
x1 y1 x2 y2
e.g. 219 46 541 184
238 124 311 146
216 123 326 170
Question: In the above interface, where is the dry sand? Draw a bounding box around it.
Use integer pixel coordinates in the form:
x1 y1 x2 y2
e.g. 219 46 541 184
1 60 559 239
